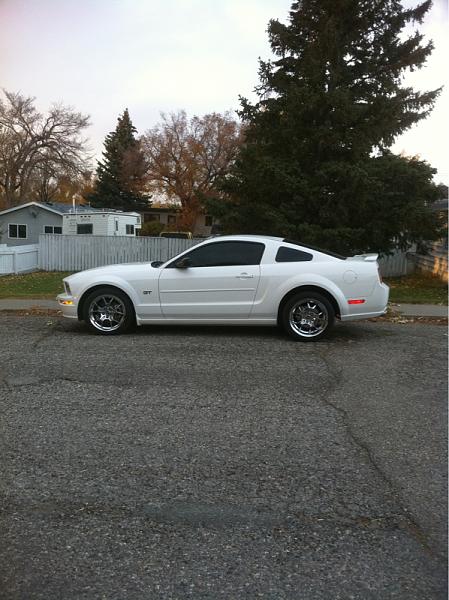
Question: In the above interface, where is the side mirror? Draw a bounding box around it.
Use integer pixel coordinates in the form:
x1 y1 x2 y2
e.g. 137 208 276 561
174 257 192 269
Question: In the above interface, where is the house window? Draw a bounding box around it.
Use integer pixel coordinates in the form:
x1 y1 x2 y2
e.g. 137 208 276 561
205 215 213 227
44 226 62 234
144 214 160 222
126 224 135 235
8 224 27 239
77 223 93 234
167 215 177 225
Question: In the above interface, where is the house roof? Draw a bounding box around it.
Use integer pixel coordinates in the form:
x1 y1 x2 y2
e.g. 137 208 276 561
42 202 96 214
0 202 140 217
141 206 181 214
0 201 96 217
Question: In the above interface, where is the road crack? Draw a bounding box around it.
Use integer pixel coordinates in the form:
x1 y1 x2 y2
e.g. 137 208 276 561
313 344 442 561
0 497 426 534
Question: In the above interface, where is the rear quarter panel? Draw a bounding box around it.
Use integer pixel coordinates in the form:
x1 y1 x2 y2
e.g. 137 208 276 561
252 256 378 319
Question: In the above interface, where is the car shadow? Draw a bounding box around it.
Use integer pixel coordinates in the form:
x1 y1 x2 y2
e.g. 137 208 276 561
59 318 391 343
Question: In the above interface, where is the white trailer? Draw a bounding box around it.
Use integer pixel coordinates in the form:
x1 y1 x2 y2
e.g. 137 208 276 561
62 210 141 236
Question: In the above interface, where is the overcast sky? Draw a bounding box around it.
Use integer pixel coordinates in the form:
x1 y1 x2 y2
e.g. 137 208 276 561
1 0 447 182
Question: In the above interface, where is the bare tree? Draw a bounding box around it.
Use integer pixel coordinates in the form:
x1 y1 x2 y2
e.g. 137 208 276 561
141 111 243 230
0 90 91 208
27 164 94 205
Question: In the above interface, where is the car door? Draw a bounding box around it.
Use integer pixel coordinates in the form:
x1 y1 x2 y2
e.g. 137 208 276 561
158 240 264 319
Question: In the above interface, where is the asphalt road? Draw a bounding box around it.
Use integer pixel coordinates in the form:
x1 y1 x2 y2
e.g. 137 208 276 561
0 316 447 600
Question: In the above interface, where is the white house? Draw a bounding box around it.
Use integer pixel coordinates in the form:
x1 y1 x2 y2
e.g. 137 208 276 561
0 202 141 246
62 210 141 236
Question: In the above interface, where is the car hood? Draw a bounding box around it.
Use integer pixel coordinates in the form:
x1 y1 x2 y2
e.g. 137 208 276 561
65 262 159 284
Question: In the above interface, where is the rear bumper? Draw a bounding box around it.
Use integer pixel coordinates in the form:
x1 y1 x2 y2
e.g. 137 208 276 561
341 283 389 322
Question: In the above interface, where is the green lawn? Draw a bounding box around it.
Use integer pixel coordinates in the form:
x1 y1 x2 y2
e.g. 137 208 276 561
385 272 448 305
0 271 73 299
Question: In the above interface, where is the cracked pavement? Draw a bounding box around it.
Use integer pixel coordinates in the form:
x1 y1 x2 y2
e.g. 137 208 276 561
0 315 447 599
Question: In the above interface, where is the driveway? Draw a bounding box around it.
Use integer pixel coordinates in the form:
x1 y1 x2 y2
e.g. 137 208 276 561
0 316 447 599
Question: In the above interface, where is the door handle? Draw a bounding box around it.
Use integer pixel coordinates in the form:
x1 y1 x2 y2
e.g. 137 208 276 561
236 273 254 279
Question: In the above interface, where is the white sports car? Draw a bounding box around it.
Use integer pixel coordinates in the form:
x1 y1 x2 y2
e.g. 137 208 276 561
57 235 389 341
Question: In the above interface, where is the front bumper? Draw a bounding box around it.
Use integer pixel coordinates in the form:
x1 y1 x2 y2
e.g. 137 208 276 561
56 293 78 319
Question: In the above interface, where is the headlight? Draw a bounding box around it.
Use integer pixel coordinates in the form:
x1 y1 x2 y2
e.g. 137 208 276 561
64 281 72 295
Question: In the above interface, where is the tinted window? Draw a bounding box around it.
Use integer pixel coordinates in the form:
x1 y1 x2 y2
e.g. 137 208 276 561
276 246 313 262
175 241 265 268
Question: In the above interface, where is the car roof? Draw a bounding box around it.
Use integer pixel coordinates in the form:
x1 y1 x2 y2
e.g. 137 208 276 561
207 234 284 242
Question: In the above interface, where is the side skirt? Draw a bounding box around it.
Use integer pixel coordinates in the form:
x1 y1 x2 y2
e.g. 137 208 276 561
135 317 278 326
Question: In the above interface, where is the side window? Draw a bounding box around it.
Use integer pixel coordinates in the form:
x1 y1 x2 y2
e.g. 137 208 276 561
77 224 93 234
171 241 265 268
276 246 313 262
9 224 27 239
44 225 62 234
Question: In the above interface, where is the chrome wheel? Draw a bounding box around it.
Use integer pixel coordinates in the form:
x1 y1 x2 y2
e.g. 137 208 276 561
88 294 126 332
288 298 329 338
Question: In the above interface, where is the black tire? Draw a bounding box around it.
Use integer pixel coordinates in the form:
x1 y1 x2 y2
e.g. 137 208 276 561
282 291 335 342
82 286 135 335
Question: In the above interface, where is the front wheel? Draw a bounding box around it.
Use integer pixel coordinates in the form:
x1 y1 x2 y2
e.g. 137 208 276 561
282 292 335 342
83 287 135 335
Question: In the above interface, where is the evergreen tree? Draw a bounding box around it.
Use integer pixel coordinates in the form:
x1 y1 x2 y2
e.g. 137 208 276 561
88 109 149 211
211 0 442 254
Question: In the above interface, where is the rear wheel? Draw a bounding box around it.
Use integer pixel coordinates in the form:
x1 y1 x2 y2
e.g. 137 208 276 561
282 292 334 342
83 287 135 335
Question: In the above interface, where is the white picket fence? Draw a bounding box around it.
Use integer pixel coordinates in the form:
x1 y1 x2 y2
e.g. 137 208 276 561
0 235 415 276
0 244 39 275
38 234 202 271
378 250 415 277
